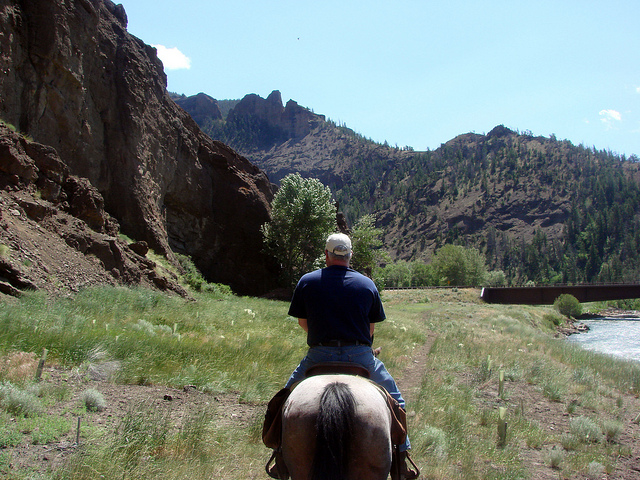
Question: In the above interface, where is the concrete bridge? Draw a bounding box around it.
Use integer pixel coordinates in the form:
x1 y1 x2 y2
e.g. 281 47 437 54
480 284 640 305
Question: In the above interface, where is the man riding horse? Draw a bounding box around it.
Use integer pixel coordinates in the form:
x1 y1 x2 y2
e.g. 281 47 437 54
264 233 419 480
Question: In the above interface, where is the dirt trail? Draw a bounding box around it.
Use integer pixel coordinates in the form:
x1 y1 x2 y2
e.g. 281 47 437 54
395 331 438 404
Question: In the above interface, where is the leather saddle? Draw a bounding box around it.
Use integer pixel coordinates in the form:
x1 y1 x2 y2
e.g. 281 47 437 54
304 361 371 379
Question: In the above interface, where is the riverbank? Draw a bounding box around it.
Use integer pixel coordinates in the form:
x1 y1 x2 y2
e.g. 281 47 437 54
566 313 640 364
580 308 640 320
557 308 640 337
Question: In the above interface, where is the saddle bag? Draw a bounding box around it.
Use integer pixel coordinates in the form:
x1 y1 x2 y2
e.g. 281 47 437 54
377 385 408 446
262 387 291 449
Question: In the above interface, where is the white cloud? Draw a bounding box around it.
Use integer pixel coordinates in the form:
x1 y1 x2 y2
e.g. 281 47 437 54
636 86 640 94
152 44 191 70
599 109 622 129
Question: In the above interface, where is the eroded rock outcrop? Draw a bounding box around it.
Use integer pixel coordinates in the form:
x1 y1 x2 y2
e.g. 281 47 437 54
228 90 325 141
0 0 276 294
173 93 223 125
0 123 187 296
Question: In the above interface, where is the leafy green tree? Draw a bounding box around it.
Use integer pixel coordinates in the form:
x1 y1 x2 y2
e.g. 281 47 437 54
464 247 488 286
410 262 434 286
485 269 507 287
431 245 466 285
351 214 387 277
261 173 336 287
431 244 487 286
376 261 412 288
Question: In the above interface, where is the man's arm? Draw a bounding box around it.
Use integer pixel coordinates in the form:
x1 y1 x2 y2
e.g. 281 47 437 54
370 323 375 336
298 318 309 333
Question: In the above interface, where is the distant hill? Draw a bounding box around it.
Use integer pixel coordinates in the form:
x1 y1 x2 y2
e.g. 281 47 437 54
177 91 640 285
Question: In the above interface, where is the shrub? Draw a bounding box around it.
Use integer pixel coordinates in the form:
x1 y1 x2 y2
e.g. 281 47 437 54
546 447 564 469
602 419 623 443
566 399 579 414
81 388 106 412
554 294 582 318
560 433 580 451
176 253 207 291
542 381 563 402
524 423 546 449
587 461 605 480
485 269 507 287
543 312 565 327
415 426 448 460
207 283 232 296
569 416 601 443
0 382 43 417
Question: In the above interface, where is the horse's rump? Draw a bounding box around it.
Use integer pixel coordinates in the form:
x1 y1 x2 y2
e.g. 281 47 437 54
282 374 393 480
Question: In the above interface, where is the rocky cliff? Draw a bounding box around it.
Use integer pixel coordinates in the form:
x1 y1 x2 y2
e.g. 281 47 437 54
173 93 222 125
0 0 277 295
228 90 325 141
0 122 189 296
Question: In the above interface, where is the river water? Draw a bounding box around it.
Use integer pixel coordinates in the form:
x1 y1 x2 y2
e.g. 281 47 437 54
567 317 640 362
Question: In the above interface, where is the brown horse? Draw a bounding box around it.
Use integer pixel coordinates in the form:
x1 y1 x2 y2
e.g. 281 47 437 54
281 374 393 480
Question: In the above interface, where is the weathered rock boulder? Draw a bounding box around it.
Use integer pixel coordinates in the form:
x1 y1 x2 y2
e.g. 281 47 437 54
0 0 276 295
0 123 115 230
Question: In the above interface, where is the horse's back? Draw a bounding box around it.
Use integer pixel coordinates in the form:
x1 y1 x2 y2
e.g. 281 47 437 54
282 374 392 480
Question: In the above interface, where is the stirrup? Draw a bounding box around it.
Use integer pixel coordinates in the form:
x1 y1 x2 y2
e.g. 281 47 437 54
265 449 289 479
402 451 420 480
266 450 279 479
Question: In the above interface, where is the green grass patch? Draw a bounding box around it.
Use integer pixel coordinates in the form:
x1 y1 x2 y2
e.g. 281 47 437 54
0 287 638 479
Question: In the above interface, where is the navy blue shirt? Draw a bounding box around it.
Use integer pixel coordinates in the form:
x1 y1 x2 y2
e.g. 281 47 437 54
288 265 386 346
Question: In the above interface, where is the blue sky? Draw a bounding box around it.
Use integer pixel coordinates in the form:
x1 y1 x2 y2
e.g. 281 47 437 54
120 1 640 157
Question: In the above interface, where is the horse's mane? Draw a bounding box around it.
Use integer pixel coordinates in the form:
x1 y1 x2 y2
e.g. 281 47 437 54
311 381 356 480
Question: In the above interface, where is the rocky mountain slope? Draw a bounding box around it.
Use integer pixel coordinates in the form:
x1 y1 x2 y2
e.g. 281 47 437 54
2 0 639 294
0 0 277 295
0 122 188 297
181 92 640 284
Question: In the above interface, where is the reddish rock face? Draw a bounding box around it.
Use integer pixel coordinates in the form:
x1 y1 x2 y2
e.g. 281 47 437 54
0 0 277 294
0 123 188 297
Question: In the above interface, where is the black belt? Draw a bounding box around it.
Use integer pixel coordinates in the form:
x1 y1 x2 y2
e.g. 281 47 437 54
310 340 370 347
